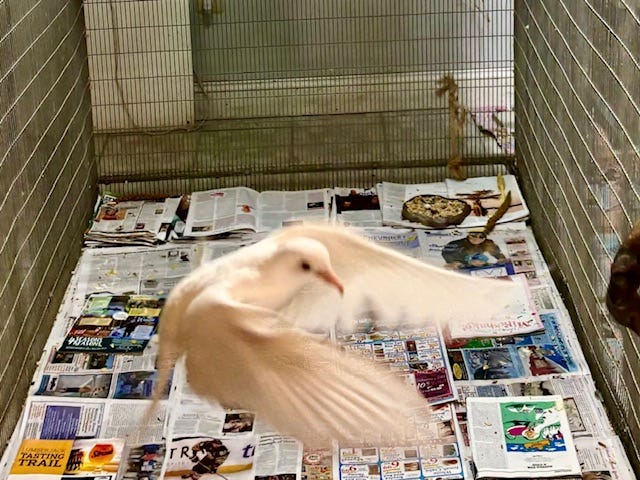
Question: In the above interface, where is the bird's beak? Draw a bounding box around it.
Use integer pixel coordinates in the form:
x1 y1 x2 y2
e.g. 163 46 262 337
316 270 344 295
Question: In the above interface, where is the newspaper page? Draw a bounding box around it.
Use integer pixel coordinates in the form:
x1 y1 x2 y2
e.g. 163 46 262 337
301 447 333 480
454 375 613 449
358 228 424 259
337 323 457 405
100 399 167 444
417 225 538 282
184 187 332 237
466 395 581 478
58 294 165 355
378 181 448 230
200 236 264 263
86 196 181 246
256 189 331 231
18 398 106 441
446 310 584 382
333 187 382 227
6 437 125 479
574 436 636 480
165 393 302 480
444 275 542 340
184 187 260 237
254 434 303 480
75 243 201 299
379 175 529 230
336 404 464 480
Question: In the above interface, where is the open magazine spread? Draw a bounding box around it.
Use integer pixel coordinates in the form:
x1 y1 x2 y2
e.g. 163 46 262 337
1 179 635 480
466 396 581 478
379 175 529 230
183 187 332 237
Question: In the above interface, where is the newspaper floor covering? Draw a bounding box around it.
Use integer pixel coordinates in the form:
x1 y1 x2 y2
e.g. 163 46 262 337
1 181 636 480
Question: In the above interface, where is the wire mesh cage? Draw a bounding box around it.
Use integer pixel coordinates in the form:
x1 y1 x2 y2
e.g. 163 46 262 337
3 0 640 474
86 0 515 195
515 0 640 468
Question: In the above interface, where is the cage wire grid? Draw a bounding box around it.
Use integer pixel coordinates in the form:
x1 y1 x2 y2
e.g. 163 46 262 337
515 0 640 469
86 0 514 195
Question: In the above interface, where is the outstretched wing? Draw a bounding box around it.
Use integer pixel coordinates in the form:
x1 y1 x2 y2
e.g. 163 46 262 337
181 287 430 447
273 224 530 333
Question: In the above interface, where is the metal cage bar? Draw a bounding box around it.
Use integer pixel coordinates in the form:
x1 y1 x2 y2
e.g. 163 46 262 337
515 0 640 470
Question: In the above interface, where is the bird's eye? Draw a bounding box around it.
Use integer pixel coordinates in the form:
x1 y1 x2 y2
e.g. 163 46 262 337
301 261 311 271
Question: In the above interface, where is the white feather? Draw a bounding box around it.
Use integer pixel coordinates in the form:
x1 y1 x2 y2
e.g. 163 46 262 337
147 224 526 446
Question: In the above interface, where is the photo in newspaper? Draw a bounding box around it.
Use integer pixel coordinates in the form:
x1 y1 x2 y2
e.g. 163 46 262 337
333 188 382 227
120 442 166 480
7 437 125 479
59 294 165 354
445 311 582 381
418 227 539 283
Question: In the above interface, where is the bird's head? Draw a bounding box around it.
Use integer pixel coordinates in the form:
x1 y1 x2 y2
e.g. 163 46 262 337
272 237 344 295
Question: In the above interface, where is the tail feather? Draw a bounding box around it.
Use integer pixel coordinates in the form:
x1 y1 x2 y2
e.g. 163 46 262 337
136 288 189 438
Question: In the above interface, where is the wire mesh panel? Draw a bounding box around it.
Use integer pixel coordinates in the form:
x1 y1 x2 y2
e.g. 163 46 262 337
0 0 95 455
515 0 640 470
90 0 515 194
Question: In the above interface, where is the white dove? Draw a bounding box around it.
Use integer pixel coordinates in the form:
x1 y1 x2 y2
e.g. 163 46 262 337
149 224 524 446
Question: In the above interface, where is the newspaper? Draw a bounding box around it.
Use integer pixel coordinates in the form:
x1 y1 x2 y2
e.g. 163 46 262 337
445 275 542 340
358 227 424 259
333 187 383 227
454 375 614 450
417 225 540 283
85 195 182 247
183 187 332 237
336 404 464 480
573 435 636 480
14 395 166 449
18 398 107 440
120 442 166 480
7 437 125 479
165 388 302 480
58 294 165 354
379 175 529 230
337 323 457 405
75 243 201 299
466 395 581 478
446 310 585 381
0 196 635 480
32 353 168 403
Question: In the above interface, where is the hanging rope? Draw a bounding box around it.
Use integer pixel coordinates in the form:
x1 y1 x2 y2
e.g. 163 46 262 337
436 75 468 181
